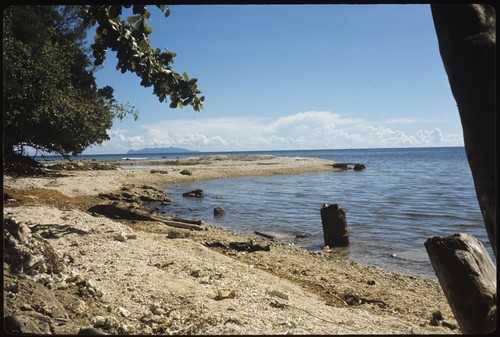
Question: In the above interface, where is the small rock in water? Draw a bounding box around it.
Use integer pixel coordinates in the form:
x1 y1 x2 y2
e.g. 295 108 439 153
182 189 204 198
214 207 226 217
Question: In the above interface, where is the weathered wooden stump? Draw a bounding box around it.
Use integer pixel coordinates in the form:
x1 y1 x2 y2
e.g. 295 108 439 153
424 233 496 334
320 204 349 247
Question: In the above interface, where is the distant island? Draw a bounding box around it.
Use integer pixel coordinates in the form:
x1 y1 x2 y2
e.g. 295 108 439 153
126 147 198 155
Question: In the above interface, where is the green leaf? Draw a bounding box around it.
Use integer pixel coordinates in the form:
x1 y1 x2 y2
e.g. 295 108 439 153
127 15 141 23
138 39 150 50
182 72 189 81
143 21 153 34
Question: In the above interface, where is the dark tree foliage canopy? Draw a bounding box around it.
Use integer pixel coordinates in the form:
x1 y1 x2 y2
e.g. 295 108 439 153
3 5 203 162
3 6 121 158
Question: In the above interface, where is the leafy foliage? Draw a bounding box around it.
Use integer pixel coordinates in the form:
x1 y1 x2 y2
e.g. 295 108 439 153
3 5 203 161
3 6 136 158
79 5 205 110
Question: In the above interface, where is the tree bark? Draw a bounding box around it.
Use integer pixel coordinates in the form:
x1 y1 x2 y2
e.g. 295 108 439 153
424 233 496 334
431 4 496 256
320 204 349 247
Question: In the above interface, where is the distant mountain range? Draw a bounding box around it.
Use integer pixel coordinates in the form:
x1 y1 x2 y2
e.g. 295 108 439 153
126 147 198 154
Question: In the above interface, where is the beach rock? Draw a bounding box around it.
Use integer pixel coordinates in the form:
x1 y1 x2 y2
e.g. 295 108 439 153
442 321 459 330
99 185 171 204
432 310 444 321
182 189 204 198
150 169 168 174
267 289 290 300
47 161 119 171
113 232 128 242
166 231 189 239
90 162 120 170
332 163 348 170
117 307 131 317
216 288 236 300
180 169 192 176
3 216 65 275
230 240 271 252
4 314 51 334
78 327 106 335
4 315 22 334
91 316 108 328
332 163 366 171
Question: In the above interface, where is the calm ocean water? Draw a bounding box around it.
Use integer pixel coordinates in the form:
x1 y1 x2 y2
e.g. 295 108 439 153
158 147 494 280
40 147 494 279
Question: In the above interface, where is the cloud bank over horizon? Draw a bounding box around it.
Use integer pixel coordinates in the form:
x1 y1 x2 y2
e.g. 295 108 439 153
86 111 463 154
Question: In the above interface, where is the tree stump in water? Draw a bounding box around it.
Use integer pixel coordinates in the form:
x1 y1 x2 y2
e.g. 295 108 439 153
320 204 349 247
424 233 496 334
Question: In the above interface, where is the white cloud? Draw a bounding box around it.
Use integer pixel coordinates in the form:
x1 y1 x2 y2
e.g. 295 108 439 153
85 111 463 154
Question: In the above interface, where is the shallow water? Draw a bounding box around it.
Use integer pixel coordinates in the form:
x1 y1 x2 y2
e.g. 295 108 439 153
159 147 495 280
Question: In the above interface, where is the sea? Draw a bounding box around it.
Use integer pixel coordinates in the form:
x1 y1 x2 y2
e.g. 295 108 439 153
37 147 495 280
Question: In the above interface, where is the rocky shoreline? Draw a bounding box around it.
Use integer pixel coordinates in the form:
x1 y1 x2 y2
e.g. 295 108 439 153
3 155 459 334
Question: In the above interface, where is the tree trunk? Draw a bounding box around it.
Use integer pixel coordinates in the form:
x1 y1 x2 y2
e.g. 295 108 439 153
424 233 496 334
431 4 496 256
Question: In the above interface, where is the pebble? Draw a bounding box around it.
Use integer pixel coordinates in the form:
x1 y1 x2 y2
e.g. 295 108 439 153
91 316 107 327
150 303 166 316
119 323 136 334
216 288 236 300
20 304 33 311
267 289 290 301
113 233 127 242
117 307 130 317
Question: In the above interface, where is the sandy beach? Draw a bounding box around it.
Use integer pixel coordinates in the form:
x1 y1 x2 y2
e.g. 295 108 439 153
3 155 459 334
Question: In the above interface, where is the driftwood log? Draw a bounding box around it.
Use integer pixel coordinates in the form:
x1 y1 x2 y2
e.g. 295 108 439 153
88 203 204 231
424 233 496 333
254 231 276 240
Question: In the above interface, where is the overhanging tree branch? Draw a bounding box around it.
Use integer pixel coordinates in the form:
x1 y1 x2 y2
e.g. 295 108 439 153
79 5 205 111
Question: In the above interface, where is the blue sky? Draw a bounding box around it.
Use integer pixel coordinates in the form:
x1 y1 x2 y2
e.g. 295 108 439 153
86 4 463 154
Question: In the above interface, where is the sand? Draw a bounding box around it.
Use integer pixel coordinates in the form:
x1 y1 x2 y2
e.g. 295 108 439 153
3 155 459 334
